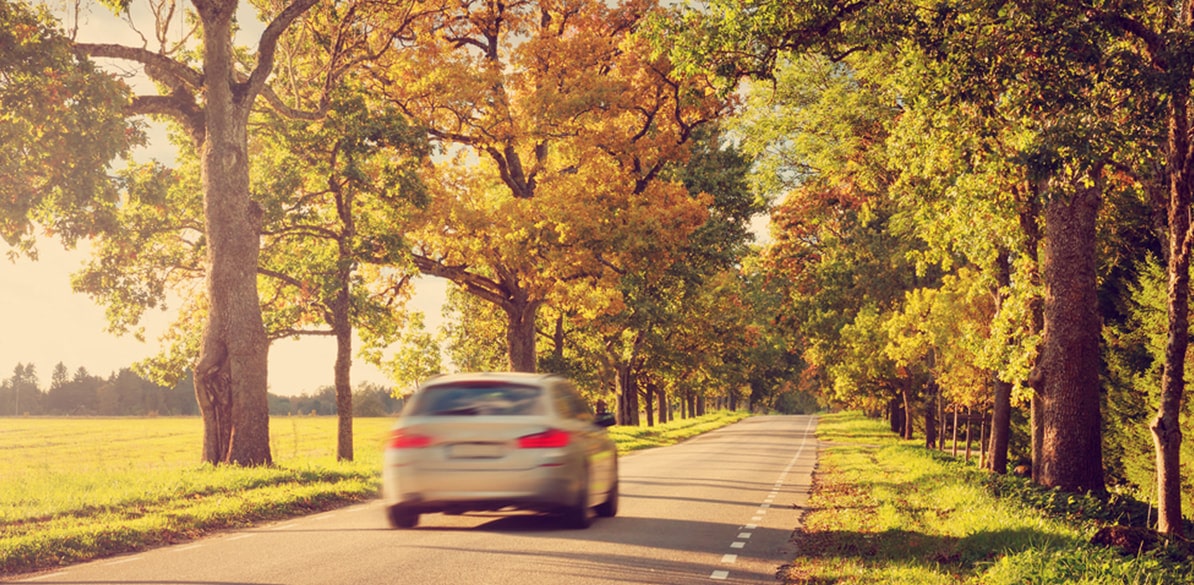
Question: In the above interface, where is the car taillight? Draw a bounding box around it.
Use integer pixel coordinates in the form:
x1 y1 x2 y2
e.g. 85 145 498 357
517 428 571 449
389 430 432 449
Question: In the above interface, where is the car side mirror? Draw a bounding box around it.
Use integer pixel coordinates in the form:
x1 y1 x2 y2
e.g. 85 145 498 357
594 413 616 428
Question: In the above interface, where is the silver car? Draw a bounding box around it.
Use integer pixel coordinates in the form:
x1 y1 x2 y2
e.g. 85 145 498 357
382 372 619 529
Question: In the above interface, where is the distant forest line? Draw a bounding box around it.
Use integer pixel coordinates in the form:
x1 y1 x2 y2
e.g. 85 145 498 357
0 362 404 417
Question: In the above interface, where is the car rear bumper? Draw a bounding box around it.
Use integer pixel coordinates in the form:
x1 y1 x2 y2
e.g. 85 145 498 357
382 461 582 513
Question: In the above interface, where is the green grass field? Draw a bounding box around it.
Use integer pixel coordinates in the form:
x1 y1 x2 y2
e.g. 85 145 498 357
786 412 1192 585
0 411 748 576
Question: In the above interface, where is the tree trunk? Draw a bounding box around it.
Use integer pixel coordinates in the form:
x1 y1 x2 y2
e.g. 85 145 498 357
1154 85 1191 536
937 392 945 450
193 2 270 466
657 383 669 424
951 407 959 457
333 280 353 462
988 251 1013 473
615 362 640 426
644 380 656 427
1035 175 1104 493
504 299 540 372
888 397 902 434
979 412 988 469
901 379 914 440
924 377 938 450
332 175 356 462
964 406 973 463
1020 180 1046 482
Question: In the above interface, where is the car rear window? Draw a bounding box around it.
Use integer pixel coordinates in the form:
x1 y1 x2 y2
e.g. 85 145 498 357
409 383 546 416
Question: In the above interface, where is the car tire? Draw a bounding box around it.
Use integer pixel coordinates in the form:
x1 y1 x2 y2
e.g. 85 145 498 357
387 505 419 529
562 472 592 529
595 479 618 518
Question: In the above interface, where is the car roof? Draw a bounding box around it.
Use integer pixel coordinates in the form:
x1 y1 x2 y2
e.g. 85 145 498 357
420 372 561 388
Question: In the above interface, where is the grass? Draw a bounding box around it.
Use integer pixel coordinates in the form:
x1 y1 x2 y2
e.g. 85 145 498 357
607 410 750 453
783 412 1192 585
0 410 747 576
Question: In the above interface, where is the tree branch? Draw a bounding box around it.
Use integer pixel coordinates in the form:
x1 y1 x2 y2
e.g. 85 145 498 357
244 0 321 104
75 42 203 89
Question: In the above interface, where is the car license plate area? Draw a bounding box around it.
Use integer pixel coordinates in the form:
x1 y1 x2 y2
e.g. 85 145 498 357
448 443 505 459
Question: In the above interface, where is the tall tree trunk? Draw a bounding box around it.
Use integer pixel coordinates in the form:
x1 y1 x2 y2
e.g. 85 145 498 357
194 1 270 466
937 392 945 450
615 362 640 426
1154 84 1192 536
924 376 938 450
988 251 1013 474
1019 180 1046 480
988 377 1012 474
1035 174 1104 493
332 175 356 462
657 383 669 424
333 276 353 462
952 406 959 457
964 406 973 463
504 299 540 372
644 379 656 427
901 379 914 440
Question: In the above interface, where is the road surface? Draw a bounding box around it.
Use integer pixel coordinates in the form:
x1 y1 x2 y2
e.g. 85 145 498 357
9 415 818 584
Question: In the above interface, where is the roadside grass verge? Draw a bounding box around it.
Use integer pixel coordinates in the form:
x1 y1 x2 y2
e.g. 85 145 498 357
608 410 750 454
1 411 746 576
784 412 1191 585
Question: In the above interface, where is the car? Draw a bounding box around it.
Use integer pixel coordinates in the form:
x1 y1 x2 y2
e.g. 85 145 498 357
382 372 619 529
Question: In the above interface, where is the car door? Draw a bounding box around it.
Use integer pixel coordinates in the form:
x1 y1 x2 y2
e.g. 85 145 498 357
553 381 615 500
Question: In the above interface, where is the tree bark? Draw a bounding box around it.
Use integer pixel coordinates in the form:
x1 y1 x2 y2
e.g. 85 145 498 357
988 251 1014 474
657 383 669 424
1154 81 1192 536
951 406 959 457
504 298 540 372
615 362 639 426
1035 174 1104 493
988 377 1012 474
900 378 914 440
888 397 902 435
333 269 353 462
644 380 656 427
193 0 271 466
924 376 938 450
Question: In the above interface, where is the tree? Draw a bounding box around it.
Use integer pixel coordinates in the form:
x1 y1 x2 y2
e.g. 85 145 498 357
0 0 142 256
367 311 442 397
25 0 432 464
252 88 428 461
5 0 325 464
374 0 726 372
1083 0 1194 537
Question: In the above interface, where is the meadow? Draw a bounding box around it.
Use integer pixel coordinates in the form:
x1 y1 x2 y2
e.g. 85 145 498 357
0 410 748 576
786 412 1192 585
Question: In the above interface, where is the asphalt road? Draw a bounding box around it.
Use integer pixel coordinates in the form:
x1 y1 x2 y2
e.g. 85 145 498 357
10 415 818 585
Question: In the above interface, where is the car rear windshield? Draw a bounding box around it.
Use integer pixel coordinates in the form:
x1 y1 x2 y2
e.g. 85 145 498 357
410 383 546 416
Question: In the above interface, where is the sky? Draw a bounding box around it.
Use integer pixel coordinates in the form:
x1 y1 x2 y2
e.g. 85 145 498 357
0 243 447 396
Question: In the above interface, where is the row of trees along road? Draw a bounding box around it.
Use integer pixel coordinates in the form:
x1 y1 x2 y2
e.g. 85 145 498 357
3 0 1192 537
660 0 1194 536
0 0 789 467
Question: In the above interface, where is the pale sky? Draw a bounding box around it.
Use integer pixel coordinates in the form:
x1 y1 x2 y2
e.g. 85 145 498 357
0 245 446 396
0 2 448 396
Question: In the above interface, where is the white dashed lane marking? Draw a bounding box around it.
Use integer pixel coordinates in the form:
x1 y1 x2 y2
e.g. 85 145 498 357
709 416 815 581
